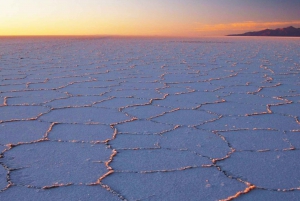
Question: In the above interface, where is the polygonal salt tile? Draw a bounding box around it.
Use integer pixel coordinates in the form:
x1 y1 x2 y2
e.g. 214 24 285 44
105 89 164 100
170 82 221 92
58 87 109 96
39 107 130 124
4 90 68 105
199 114 300 131
163 74 202 83
110 134 160 149
217 150 300 189
48 124 113 142
116 120 174 134
159 127 230 158
94 97 149 109
0 185 121 201
0 84 26 92
0 121 51 144
111 149 210 171
1 142 111 187
282 95 300 103
102 168 246 201
60 80 120 88
28 82 67 90
218 130 291 151
152 109 219 126
157 87 191 95
237 189 300 201
286 131 300 148
0 165 7 190
45 96 106 109
153 92 220 109
123 105 171 119
271 103 300 117
0 106 49 122
256 87 298 97
117 81 164 90
201 102 267 116
50 76 94 84
223 93 286 105
217 85 260 94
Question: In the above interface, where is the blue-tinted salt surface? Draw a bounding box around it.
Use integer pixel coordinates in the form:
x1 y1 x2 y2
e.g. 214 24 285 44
0 37 299 201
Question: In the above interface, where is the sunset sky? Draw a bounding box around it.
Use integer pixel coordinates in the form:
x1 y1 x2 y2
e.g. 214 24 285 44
1 0 300 37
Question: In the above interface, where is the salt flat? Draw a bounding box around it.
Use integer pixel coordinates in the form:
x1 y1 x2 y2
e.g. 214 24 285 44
0 37 299 200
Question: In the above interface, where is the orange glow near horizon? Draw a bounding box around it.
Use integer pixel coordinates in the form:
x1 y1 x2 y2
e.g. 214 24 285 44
1 1 300 37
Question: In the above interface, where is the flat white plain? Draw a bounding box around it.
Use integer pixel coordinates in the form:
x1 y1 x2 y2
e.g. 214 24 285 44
0 37 299 201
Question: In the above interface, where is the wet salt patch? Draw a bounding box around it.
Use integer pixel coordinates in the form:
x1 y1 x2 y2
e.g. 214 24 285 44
152 109 219 126
123 105 171 119
199 114 300 131
218 130 290 150
39 107 130 124
217 150 300 189
45 96 106 109
116 120 174 134
237 189 300 201
201 102 267 116
0 121 51 144
112 149 210 171
94 97 148 109
0 106 49 122
110 134 160 149
159 127 230 158
48 124 113 142
1 142 110 187
0 185 121 201
102 168 246 201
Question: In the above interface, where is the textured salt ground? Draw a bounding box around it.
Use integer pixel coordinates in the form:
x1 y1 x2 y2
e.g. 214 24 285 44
102 168 247 201
217 151 300 189
0 37 300 201
0 121 51 144
1 142 111 187
0 186 121 201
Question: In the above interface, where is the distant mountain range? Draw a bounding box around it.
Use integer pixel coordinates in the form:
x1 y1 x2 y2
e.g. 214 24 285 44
227 26 300 37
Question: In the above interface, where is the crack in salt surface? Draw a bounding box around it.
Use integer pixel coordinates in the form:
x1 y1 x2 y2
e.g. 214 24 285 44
0 37 299 200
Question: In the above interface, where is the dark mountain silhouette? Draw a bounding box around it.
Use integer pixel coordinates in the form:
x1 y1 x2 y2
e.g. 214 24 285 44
227 26 300 37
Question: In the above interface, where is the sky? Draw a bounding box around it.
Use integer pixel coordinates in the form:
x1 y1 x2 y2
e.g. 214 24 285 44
0 0 300 37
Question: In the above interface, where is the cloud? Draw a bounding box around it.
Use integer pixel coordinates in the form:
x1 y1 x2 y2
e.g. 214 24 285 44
196 20 300 32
